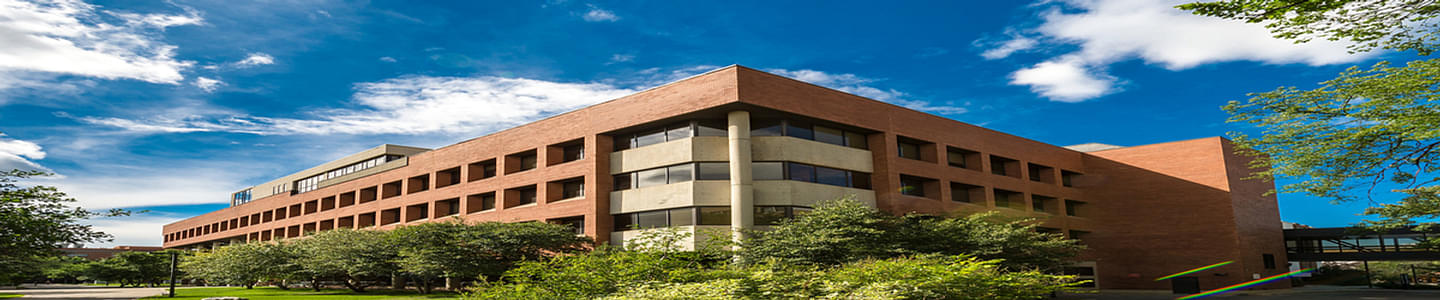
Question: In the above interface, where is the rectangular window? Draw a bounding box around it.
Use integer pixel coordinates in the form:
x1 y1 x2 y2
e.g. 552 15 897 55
669 207 694 226
994 189 1022 209
614 173 634 191
898 142 921 160
785 121 814 140
634 129 667 148
516 187 537 205
814 126 845 146
753 162 785 180
1263 254 1276 269
752 120 783 136
698 207 731 225
667 164 694 184
787 163 815 183
562 144 585 162
946 147 980 170
755 206 788 225
950 182 982 203
1065 200 1085 217
636 210 668 228
613 214 635 231
900 176 927 197
636 168 667 188
696 162 730 180
844 132 868 149
696 120 727 136
815 166 848 187
552 216 585 235
850 172 872 190
666 123 693 141
991 155 1020 177
1062 170 1081 187
562 180 584 199
520 155 537 171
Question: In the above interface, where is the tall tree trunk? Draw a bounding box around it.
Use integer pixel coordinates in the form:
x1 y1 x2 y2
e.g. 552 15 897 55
419 278 432 294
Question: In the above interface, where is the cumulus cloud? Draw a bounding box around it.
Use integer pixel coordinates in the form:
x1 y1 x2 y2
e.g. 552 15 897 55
81 75 638 135
582 4 618 22
84 213 188 247
194 76 222 92
0 0 200 89
766 69 968 115
990 0 1371 102
0 133 48 171
41 166 245 209
234 53 274 67
379 56 397 63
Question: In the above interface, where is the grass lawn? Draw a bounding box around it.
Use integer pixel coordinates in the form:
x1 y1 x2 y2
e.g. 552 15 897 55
0 293 21 298
142 287 460 300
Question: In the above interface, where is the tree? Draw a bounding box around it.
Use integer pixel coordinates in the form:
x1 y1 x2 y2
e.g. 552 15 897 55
391 219 592 293
1179 0 1440 55
288 229 398 292
0 169 130 284
182 242 296 289
1181 1 1440 238
740 197 1082 269
107 251 169 287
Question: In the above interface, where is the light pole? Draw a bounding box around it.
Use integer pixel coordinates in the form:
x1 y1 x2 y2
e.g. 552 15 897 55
168 251 177 298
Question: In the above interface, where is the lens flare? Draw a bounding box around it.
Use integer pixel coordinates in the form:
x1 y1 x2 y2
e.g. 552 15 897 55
1175 268 1314 300
1155 261 1233 281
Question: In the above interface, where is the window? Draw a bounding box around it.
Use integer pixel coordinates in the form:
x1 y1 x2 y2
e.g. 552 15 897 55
636 210 668 229
613 173 633 191
788 163 815 183
293 155 399 193
382 180 403 198
753 162 785 180
946 147 981 170
437 198 460 217
562 143 585 162
633 129 666 148
752 119 784 136
467 193 496 213
436 167 461 188
1028 163 1056 183
990 155 1020 178
520 154 537 171
698 207 731 225
1032 194 1057 213
506 186 537 207
551 216 585 235
696 120 727 136
407 174 430 194
844 132 868 149
1068 230 1090 242
696 162 730 180
666 123 692 141
561 179 584 199
897 142 921 160
1062 170 1081 187
1065 200 1086 217
616 121 711 150
468 159 497 181
785 121 814 140
994 189 1023 209
814 126 845 146
1263 254 1276 269
950 182 982 203
667 163 694 183
518 188 537 205
815 166 848 187
755 206 788 225
636 168 668 188
231 189 252 206
850 172 872 189
900 175 928 197
506 150 538 174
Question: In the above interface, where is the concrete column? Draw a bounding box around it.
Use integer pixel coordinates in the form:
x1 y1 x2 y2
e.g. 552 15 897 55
727 111 755 247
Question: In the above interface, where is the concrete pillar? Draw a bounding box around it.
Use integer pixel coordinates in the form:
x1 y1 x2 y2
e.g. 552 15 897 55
727 110 755 247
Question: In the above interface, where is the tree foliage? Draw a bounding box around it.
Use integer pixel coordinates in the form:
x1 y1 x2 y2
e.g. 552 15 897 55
1179 0 1440 55
0 169 130 284
182 242 296 289
288 229 398 292
741 198 1083 270
391 219 591 293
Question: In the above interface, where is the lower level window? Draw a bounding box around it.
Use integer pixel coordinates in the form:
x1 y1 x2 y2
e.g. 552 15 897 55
612 206 810 231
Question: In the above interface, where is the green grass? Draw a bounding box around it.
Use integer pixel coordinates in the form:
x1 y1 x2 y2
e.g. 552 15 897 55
141 287 460 300
0 293 20 298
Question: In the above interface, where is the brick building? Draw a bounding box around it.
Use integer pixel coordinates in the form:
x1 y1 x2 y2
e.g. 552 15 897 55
162 65 1288 290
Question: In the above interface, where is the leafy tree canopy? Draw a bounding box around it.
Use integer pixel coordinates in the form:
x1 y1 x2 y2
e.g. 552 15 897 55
0 169 130 284
1179 0 1440 55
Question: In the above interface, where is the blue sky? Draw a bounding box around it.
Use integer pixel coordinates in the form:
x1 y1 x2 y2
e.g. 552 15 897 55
0 0 1413 246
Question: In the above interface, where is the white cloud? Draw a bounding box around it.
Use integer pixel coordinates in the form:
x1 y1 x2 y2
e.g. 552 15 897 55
995 0 1371 102
234 53 274 67
1010 59 1117 102
582 4 618 22
979 36 1036 60
0 133 48 171
42 167 244 209
82 75 639 135
608 54 634 64
84 214 187 247
0 0 200 88
766 69 968 115
379 56 397 63
194 76 222 92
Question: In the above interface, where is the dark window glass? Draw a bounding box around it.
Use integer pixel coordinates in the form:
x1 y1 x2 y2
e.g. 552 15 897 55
850 172 872 190
696 120 727 136
755 206 788 225
698 207 730 225
947 150 968 168
1062 267 1095 276
900 177 926 197
844 132 868 149
788 163 815 183
482 163 497 178
520 155 537 171
637 211 668 228
481 194 496 210
517 188 537 205
753 162 785 180
666 123 692 141
669 208 693 226
898 142 921 160
752 120 783 136
1033 198 1046 212
636 168 667 188
634 129 666 148
613 174 633 191
562 180 584 198
815 167 848 187
562 144 584 162
1068 230 1090 242
785 121 814 140
1065 200 1082 216
614 135 632 151
667 164 694 183
553 217 584 234
613 213 635 231
814 126 845 146
792 207 813 216
1263 254 1276 269
696 162 730 180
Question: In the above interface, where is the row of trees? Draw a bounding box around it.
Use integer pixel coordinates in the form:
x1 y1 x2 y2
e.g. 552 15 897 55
25 251 173 287
180 220 590 293
1 170 134 285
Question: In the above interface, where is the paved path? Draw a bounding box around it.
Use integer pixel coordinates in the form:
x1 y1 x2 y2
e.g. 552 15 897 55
0 284 166 300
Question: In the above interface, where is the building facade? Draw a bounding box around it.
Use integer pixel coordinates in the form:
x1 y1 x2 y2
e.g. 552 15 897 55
162 65 1288 290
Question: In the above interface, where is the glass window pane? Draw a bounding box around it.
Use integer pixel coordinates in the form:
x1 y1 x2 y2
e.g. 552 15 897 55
667 164 694 183
788 163 816 183
696 162 730 180
636 168 667 188
792 207 813 216
696 120 727 136
634 129 666 148
815 167 848 187
898 143 920 160
613 213 634 231
613 174 633 191
666 123 693 141
845 132 868 149
614 134 633 151
697 207 730 225
755 206 787 225
752 120 783 136
637 211 668 228
786 121 814 140
669 208 693 226
901 177 925 197
753 162 784 180
814 126 845 146
850 172 872 189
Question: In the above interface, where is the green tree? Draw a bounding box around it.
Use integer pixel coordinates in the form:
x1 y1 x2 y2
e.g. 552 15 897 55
392 219 592 293
182 242 296 289
0 169 130 284
289 229 397 292
1179 0 1440 55
739 197 892 266
107 251 169 287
